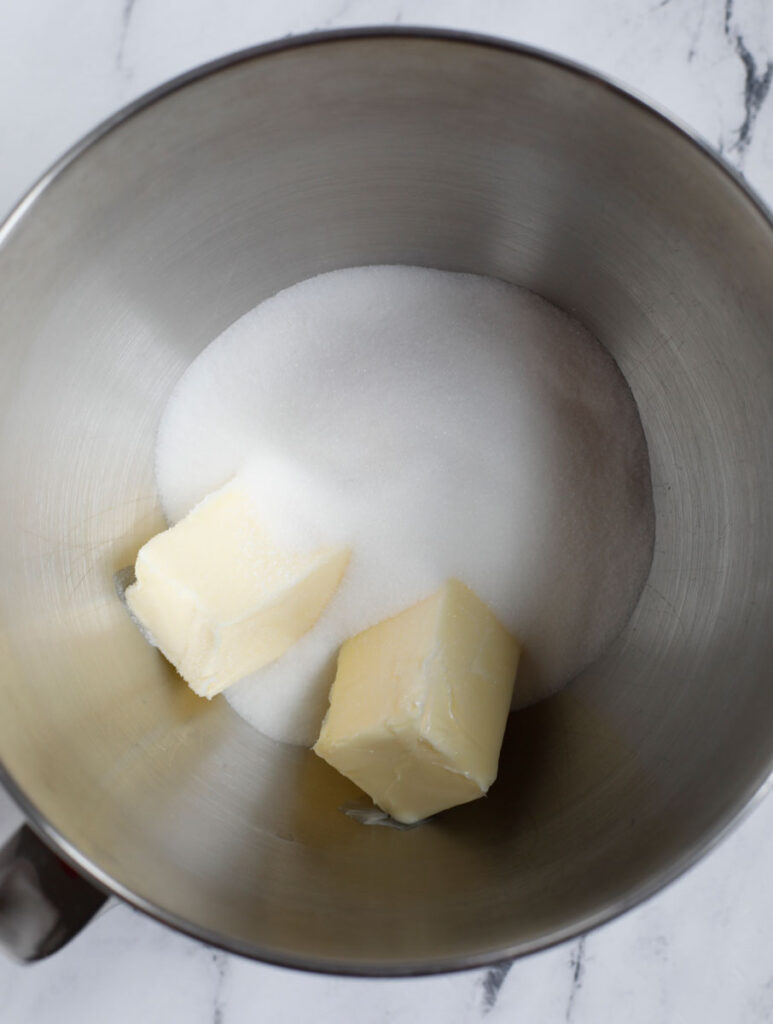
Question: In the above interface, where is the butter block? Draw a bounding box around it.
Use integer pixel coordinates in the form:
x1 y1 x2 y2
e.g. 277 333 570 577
314 579 520 823
126 480 349 698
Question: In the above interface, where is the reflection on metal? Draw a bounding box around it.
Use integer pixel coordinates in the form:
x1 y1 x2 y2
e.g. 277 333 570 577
0 827 106 961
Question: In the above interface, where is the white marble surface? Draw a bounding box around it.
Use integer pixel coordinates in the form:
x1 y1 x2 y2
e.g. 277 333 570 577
1 1 773 1021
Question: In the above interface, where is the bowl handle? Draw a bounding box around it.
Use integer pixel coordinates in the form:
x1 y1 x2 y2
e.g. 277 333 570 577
0 825 107 961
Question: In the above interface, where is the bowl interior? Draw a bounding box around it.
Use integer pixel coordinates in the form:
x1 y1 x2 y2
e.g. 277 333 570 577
1 33 772 972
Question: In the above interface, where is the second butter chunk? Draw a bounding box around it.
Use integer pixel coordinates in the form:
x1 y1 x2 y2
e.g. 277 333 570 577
126 480 349 698
314 579 520 824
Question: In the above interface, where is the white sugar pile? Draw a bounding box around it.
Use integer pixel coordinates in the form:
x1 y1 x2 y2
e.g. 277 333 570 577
156 266 654 746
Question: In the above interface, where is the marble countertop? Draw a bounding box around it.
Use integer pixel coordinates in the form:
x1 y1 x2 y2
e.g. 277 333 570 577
1 1 773 1021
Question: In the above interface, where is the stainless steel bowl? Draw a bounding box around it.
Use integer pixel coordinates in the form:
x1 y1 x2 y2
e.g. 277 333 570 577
1 29 772 974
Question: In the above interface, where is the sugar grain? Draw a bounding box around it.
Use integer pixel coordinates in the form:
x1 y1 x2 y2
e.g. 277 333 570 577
156 267 654 745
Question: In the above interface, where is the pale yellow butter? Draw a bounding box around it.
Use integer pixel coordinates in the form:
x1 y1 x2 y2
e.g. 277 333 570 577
314 579 520 823
126 481 349 698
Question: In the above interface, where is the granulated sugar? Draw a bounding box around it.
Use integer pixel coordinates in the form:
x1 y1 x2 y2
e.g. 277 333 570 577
155 266 654 746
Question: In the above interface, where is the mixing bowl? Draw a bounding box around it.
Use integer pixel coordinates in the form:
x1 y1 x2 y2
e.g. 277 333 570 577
0 29 772 973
